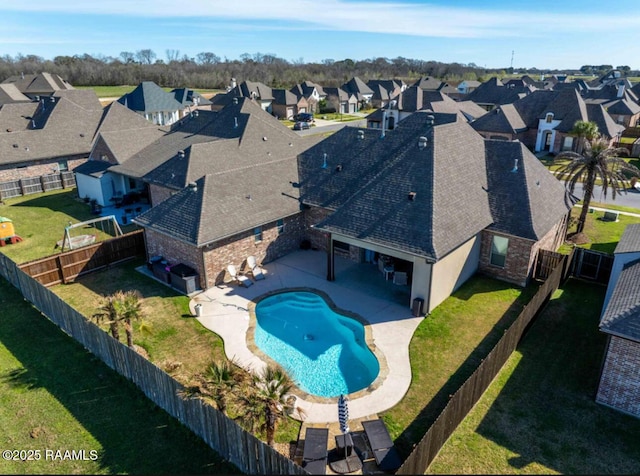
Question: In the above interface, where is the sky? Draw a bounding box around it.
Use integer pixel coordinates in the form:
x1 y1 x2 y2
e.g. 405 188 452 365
1 0 639 71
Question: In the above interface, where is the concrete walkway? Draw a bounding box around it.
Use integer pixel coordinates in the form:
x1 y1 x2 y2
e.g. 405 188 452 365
189 250 422 424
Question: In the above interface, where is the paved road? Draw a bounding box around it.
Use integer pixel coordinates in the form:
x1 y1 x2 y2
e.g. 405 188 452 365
571 183 640 209
294 118 366 136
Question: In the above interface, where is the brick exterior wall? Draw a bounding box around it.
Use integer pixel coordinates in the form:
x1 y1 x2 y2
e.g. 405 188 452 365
143 213 307 290
596 336 640 417
304 206 333 251
0 156 86 183
478 214 569 286
148 184 175 206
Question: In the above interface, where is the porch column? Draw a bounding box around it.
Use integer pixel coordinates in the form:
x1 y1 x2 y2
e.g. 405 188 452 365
326 235 335 281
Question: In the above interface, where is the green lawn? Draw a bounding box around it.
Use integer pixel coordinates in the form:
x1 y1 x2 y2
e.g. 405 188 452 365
0 277 238 475
426 279 640 474
76 85 222 98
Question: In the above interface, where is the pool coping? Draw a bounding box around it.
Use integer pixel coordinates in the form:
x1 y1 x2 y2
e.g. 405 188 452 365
245 287 390 405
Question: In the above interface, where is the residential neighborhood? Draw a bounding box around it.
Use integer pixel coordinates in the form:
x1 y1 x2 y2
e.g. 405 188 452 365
2 65 640 475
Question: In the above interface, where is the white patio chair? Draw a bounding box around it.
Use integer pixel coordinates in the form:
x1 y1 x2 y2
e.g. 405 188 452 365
227 264 253 287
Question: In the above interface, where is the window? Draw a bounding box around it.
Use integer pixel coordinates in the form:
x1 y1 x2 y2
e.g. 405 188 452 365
545 113 554 123
254 226 262 243
57 161 68 172
490 235 509 267
276 219 284 235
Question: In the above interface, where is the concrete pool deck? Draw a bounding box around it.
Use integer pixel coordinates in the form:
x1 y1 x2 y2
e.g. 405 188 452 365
189 249 423 423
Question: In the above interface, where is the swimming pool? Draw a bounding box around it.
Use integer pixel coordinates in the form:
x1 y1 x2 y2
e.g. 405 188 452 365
254 291 380 398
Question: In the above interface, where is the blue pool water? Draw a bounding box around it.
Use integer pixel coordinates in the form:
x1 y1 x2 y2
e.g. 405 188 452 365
254 291 380 398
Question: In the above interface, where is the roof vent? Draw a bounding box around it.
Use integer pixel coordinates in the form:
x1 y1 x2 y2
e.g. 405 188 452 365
193 110 199 117
234 117 238 128
79 133 85 137
335 164 343 172
426 115 435 126
31 120 36 128
262 136 267 141
178 150 185 158
408 191 417 201
322 153 328 169
418 136 428 149
233 97 238 105
24 146 29 151
357 130 365 140
50 96 55 102
188 182 197 192
511 158 519 173
12 144 18 148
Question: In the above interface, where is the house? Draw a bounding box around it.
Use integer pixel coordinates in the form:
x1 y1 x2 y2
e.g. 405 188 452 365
456 80 481 96
73 101 167 206
130 97 320 290
171 88 213 114
596 224 640 418
365 87 486 130
467 77 535 111
117 81 183 126
324 87 358 114
298 112 573 312
271 89 309 120
0 89 104 192
412 76 447 92
472 88 625 153
341 77 374 109
290 81 326 114
210 80 274 114
2 72 74 99
366 79 405 108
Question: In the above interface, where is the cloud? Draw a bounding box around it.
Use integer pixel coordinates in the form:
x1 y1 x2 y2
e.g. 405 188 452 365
3 0 639 40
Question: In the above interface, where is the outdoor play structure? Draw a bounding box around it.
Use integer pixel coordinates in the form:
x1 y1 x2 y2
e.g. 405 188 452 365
56 215 123 252
0 216 22 246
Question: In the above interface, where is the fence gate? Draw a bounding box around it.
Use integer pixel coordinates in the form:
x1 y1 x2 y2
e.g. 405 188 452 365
533 249 565 281
571 247 613 284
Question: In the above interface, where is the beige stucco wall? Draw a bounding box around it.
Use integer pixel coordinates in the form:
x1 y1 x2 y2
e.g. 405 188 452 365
428 235 481 313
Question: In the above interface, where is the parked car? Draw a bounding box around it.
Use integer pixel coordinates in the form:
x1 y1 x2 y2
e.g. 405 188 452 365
294 113 314 123
293 121 311 131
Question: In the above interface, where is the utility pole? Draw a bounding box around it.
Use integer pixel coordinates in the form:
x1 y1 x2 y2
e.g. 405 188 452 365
510 50 514 70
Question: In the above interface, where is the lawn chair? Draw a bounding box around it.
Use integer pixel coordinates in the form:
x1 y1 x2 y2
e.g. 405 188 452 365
362 419 402 471
302 427 328 475
246 255 265 280
227 264 253 287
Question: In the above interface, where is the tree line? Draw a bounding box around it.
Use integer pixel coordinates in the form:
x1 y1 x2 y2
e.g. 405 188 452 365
3 50 635 91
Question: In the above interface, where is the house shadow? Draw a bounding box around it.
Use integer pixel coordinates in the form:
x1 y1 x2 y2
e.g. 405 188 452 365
392 274 539 457
0 278 236 474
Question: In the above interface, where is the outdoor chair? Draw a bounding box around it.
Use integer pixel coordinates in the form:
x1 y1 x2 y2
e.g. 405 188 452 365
246 255 265 280
302 427 328 475
227 264 253 287
362 419 402 471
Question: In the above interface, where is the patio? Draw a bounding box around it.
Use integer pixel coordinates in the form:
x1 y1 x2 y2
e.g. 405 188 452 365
189 249 423 423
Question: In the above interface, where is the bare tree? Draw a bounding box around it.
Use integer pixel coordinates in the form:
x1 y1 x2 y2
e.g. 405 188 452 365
136 49 156 65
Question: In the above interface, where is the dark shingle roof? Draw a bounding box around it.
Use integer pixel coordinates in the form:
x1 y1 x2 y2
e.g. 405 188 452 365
468 77 533 107
301 113 494 260
117 81 183 114
171 88 212 107
2 73 74 96
484 140 575 240
599 258 640 341
615 224 640 254
471 104 527 134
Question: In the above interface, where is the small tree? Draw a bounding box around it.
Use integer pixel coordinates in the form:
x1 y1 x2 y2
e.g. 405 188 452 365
92 290 144 348
570 120 599 154
200 360 246 415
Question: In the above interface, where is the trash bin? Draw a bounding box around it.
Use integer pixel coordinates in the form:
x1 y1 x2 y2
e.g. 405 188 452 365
194 303 202 317
412 297 424 317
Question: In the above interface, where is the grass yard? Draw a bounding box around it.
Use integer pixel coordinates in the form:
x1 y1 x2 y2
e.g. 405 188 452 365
0 277 238 475
382 276 540 457
0 189 138 264
76 85 223 99
426 279 640 474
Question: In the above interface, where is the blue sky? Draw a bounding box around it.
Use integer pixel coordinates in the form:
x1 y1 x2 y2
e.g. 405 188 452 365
1 0 638 70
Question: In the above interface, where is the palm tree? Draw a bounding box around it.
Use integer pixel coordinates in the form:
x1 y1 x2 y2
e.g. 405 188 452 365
92 290 144 348
236 364 295 447
569 120 599 154
556 135 640 234
201 360 246 415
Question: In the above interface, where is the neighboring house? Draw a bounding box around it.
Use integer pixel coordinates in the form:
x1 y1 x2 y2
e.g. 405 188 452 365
271 89 309 119
341 77 374 108
456 80 481 95
171 88 213 114
298 112 573 312
324 87 358 114
210 80 274 113
412 76 447 92
596 224 640 418
130 97 320 290
472 88 625 153
117 81 183 126
0 84 31 105
1 72 74 99
366 79 405 108
290 81 326 114
467 77 535 111
0 89 104 188
365 87 485 130
73 101 167 206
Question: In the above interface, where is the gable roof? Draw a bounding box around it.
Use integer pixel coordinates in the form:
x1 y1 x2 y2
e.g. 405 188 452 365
468 77 533 106
300 112 494 260
412 76 445 91
342 77 374 100
0 84 31 104
171 88 212 107
471 104 527 134
117 81 183 114
272 88 300 106
2 73 74 96
599 258 640 342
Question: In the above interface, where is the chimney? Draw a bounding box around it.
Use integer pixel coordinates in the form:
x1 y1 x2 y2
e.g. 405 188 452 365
231 77 237 89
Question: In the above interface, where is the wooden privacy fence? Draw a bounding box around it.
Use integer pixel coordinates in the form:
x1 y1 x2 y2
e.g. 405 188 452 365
0 171 75 200
569 247 613 284
19 230 145 287
396 255 567 475
0 253 307 475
